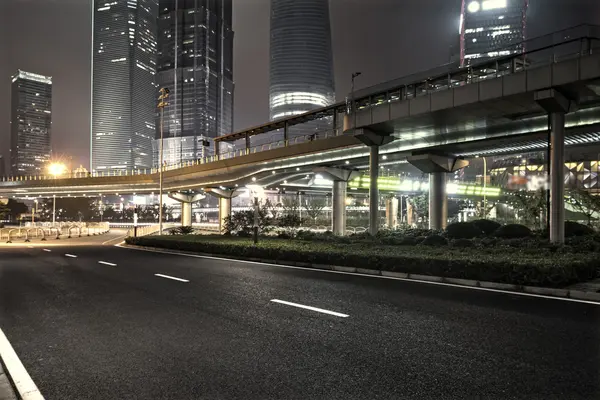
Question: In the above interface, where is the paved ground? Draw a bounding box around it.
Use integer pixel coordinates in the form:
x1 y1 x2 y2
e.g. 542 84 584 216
0 234 599 399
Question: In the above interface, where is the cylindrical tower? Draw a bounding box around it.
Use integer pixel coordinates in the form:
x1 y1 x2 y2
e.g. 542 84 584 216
269 0 335 121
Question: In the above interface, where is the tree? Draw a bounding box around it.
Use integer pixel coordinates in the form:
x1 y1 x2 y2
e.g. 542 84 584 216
6 199 28 221
408 194 429 225
568 189 600 225
476 200 496 219
303 197 326 224
223 201 273 235
39 197 94 221
506 189 547 229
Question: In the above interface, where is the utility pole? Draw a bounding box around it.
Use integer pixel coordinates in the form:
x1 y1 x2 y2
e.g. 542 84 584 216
157 87 170 235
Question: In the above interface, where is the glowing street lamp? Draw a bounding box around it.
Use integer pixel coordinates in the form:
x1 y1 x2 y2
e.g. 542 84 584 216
48 162 67 178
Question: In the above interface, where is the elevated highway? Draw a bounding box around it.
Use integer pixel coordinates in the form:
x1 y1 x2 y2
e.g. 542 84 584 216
2 25 599 241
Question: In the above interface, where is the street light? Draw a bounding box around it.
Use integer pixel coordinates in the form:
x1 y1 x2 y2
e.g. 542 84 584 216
157 87 170 235
48 162 67 178
349 72 362 131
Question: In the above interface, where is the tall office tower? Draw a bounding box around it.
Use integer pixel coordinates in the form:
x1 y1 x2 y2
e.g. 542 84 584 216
91 0 159 172
460 0 528 67
10 70 52 176
155 0 234 166
0 156 5 177
269 0 335 123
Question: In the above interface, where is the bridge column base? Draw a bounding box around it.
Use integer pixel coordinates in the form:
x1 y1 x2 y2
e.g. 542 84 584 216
206 189 244 234
407 153 469 230
168 192 206 227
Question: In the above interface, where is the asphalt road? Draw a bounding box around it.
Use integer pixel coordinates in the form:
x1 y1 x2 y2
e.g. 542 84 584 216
0 233 599 399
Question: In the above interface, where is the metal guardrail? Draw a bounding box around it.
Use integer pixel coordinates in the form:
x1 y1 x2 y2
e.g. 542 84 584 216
0 222 109 243
2 25 599 185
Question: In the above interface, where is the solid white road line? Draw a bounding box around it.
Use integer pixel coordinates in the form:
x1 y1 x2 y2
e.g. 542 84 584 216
154 273 189 283
0 327 44 400
102 235 127 245
117 244 600 306
98 261 117 267
271 299 349 318
42 249 51 252
65 254 77 258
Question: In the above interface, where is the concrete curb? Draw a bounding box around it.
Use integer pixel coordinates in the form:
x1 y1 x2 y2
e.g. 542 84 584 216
122 244 600 303
0 362 17 400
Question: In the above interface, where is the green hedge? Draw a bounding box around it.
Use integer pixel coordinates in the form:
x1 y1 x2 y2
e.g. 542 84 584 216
125 235 599 288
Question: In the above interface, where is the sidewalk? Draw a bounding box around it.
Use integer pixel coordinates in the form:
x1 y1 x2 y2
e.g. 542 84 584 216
0 362 17 400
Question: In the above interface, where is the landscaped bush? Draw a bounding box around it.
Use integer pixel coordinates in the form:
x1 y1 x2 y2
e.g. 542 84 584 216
168 226 195 235
446 222 482 239
421 235 448 246
125 235 599 288
565 221 595 237
450 238 474 248
472 219 502 235
494 224 532 239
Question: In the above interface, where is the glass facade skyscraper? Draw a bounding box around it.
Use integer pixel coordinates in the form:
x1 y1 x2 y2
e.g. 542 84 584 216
155 0 234 167
460 0 528 66
10 70 52 176
269 0 335 122
91 0 159 172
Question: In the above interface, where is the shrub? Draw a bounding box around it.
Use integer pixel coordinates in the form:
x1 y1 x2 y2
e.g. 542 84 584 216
446 222 482 239
168 226 195 235
494 224 532 239
451 238 474 248
125 235 599 288
421 234 448 246
565 221 595 237
472 219 501 235
296 230 316 241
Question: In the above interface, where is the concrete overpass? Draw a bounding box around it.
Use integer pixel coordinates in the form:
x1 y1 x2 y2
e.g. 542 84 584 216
1 25 599 242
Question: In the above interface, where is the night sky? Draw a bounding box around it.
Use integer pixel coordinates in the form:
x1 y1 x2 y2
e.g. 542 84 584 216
0 0 598 169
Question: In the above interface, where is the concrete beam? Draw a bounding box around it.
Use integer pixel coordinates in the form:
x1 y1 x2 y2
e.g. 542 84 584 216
168 192 205 204
313 167 360 182
406 153 469 173
354 128 394 147
534 89 574 114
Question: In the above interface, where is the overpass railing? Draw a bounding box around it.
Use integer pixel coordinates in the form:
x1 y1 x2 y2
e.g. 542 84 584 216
1 26 599 185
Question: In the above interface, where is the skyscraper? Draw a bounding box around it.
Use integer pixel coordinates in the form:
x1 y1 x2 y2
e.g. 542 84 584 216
155 0 234 166
10 70 52 176
269 0 335 122
460 0 528 67
91 0 159 172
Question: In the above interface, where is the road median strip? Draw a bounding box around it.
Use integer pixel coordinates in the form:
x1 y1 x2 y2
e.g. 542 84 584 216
121 239 600 305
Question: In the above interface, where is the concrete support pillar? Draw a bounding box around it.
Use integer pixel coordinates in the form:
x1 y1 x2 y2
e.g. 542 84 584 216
369 145 379 235
205 188 244 234
535 88 574 244
407 153 468 230
353 128 395 236
181 202 192 227
429 172 448 230
385 197 398 229
168 192 206 227
219 197 232 233
550 112 566 243
332 180 347 236
313 167 360 236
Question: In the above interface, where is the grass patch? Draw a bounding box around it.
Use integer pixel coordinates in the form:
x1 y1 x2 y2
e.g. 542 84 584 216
125 235 599 288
